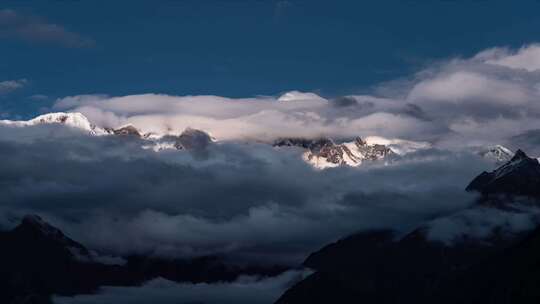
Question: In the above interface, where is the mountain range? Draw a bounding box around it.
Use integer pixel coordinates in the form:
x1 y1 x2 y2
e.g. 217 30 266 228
0 215 287 304
0 112 512 169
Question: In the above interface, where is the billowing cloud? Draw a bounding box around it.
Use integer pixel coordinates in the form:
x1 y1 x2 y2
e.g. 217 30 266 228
53 92 435 142
54 92 449 144
477 44 540 71
45 44 540 150
0 9 94 47
0 123 484 264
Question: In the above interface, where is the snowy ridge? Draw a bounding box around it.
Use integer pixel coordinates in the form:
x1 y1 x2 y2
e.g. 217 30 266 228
1 112 434 169
303 137 393 169
0 112 108 135
277 136 430 169
0 112 215 152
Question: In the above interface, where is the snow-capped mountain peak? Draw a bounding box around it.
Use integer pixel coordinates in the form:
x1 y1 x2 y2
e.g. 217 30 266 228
479 145 514 164
2 112 433 168
0 112 107 135
0 112 219 153
302 137 369 169
275 136 428 169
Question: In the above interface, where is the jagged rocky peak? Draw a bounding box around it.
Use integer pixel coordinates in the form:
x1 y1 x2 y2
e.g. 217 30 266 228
111 124 142 137
466 149 540 200
14 214 86 250
479 145 514 163
145 127 214 152
275 136 395 169
307 140 357 168
350 137 393 161
273 137 334 151
176 127 214 150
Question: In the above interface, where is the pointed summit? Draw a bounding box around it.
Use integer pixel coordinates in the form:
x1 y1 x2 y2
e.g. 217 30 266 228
19 214 61 234
511 149 529 161
466 149 540 202
13 214 87 252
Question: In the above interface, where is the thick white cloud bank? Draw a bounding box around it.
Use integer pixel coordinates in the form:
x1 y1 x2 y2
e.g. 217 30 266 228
48 43 540 152
53 93 433 143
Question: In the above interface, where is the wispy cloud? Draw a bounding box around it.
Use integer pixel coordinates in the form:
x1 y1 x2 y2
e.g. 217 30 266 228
0 79 27 95
0 9 94 48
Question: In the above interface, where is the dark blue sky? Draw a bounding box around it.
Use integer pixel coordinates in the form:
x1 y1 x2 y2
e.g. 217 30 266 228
3 0 540 116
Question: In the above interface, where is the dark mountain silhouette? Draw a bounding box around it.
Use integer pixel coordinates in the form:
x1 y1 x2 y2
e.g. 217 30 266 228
436 225 540 303
277 150 540 304
276 228 518 304
0 215 287 304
